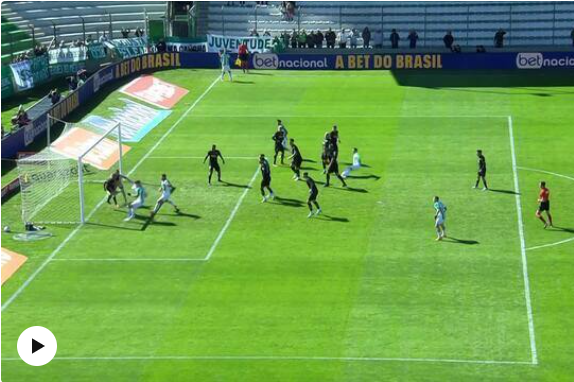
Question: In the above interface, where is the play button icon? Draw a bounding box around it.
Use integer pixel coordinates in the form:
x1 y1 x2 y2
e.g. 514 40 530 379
17 326 57 366
32 338 45 354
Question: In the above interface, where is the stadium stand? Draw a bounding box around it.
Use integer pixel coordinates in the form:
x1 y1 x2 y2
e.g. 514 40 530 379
208 1 574 47
1 1 166 55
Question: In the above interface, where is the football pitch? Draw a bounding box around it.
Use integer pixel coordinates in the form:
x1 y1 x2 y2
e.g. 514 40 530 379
2 69 573 381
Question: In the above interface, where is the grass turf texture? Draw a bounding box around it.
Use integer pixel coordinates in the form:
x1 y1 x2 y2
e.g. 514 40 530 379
1 69 574 381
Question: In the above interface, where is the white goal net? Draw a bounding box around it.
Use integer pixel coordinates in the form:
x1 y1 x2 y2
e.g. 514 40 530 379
17 119 124 225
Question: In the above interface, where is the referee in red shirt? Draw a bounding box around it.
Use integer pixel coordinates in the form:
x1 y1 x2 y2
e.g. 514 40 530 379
536 181 553 228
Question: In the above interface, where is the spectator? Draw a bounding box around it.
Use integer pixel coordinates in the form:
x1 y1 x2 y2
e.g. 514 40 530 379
389 29 400 49
374 29 384 48
121 28 131 38
325 28 336 48
156 39 167 52
15 105 31 127
307 31 315 48
314 29 324 48
494 29 506 48
135 27 144 37
362 27 371 48
338 29 347 48
48 89 61 105
99 32 108 43
286 1 295 19
349 29 359 49
408 30 418 49
263 29 271 37
250 28 259 37
67 76 78 91
86 34 94 45
281 31 290 47
290 30 298 48
443 31 454 51
298 30 307 48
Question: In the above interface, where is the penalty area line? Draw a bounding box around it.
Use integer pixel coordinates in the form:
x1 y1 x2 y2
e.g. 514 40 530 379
0 355 535 365
51 258 208 262
148 156 257 160
508 115 539 366
204 167 259 261
526 237 574 251
1 76 221 313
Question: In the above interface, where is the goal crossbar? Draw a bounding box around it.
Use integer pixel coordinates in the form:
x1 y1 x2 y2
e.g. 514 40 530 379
18 118 124 225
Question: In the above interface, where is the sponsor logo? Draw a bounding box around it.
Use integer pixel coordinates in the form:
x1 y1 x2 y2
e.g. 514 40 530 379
51 127 131 170
81 98 171 142
1 178 20 202
517 52 574 69
516 53 543 69
1 248 28 285
119 75 188 109
253 53 279 69
93 70 114 93
253 53 329 70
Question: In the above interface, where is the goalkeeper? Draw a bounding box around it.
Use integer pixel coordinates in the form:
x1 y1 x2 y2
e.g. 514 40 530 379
150 174 180 219
104 170 129 207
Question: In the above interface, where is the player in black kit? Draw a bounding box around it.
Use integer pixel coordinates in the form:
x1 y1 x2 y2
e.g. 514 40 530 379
324 134 347 188
304 172 321 218
473 149 488 191
203 144 225 185
289 138 303 181
259 154 275 202
321 132 331 173
272 128 285 165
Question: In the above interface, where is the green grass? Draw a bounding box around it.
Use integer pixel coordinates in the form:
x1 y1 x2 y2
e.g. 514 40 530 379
1 69 574 381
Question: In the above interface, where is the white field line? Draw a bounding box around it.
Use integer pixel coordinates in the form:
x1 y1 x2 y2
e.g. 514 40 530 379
148 156 257 160
204 167 260 261
0 355 534 365
51 258 207 262
526 237 574 251
1 76 221 313
516 167 574 251
508 115 539 366
183 115 509 119
516 166 574 182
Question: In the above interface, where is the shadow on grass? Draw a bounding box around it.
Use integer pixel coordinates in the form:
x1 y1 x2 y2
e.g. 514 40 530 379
391 70 574 88
86 222 141 231
272 196 305 208
300 166 318 171
233 80 255 84
443 237 480 245
221 181 251 189
172 212 201 219
316 214 350 223
489 188 520 195
346 174 381 180
339 186 369 193
550 226 574 234
302 159 317 163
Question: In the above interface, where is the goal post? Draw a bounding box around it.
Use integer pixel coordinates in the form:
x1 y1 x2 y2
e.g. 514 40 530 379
17 118 124 225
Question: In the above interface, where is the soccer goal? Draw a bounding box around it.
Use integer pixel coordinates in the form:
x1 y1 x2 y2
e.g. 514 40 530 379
17 117 124 225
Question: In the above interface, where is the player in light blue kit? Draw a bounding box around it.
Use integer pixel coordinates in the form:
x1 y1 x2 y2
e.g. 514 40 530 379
219 49 232 82
433 196 447 241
